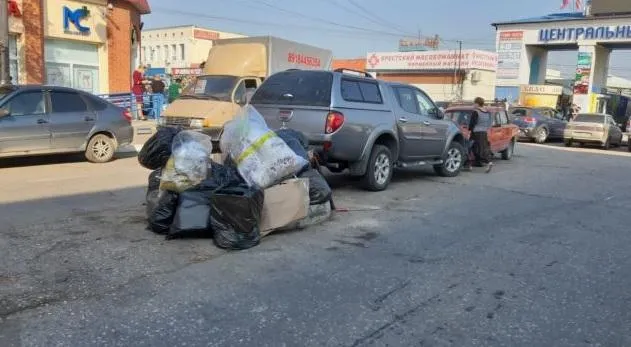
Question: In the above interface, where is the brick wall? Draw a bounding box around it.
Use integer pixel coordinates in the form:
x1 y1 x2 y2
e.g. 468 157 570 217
107 0 142 93
23 0 44 84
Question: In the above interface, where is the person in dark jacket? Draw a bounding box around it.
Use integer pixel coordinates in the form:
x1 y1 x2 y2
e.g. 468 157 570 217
468 97 493 173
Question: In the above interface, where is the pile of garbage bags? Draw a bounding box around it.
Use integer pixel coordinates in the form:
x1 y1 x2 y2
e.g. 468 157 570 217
139 105 332 251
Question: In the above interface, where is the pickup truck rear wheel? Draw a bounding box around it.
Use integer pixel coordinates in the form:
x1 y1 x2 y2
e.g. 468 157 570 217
361 145 393 191
434 141 464 177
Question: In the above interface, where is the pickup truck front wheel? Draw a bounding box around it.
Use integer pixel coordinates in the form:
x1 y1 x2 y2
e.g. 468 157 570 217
434 141 465 177
361 145 393 192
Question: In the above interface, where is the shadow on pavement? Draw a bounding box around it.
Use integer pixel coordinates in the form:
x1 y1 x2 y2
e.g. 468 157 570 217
0 151 138 169
0 185 227 323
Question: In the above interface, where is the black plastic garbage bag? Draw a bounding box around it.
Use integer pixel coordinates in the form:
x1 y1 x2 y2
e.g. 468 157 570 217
168 190 212 239
147 169 162 191
211 185 264 250
200 161 244 191
299 168 332 205
138 127 181 169
148 191 178 235
275 129 309 162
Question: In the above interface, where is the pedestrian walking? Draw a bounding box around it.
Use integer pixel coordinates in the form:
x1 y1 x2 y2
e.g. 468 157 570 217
468 97 494 173
132 65 147 120
150 76 166 121
168 78 182 103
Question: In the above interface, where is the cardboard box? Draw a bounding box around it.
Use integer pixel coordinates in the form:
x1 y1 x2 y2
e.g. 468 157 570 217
260 178 309 236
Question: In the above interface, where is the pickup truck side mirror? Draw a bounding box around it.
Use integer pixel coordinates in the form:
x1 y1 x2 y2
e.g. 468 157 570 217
430 107 444 119
0 109 9 118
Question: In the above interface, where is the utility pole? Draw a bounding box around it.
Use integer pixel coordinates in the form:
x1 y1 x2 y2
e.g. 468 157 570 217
0 0 9 85
457 40 464 100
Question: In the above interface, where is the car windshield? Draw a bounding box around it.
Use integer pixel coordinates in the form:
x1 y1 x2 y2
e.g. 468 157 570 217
444 110 471 126
250 70 333 107
574 114 605 123
180 75 238 102
511 108 529 117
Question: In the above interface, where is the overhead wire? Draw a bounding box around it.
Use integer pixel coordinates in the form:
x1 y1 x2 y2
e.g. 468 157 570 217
344 0 415 34
151 4 499 50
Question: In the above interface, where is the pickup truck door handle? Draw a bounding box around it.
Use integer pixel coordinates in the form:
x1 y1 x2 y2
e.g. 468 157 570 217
422 120 432 126
37 119 48 124
85 116 95 121
398 117 408 123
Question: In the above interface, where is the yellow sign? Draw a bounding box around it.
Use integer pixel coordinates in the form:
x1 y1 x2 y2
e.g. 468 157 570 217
519 94 559 108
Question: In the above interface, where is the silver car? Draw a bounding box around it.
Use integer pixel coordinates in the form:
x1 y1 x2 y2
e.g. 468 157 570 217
0 85 133 163
250 69 466 191
563 113 623 150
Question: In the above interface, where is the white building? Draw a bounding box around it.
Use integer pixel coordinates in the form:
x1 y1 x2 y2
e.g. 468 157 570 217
140 25 245 73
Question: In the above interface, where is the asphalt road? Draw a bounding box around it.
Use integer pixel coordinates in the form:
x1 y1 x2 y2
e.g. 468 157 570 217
2 142 631 346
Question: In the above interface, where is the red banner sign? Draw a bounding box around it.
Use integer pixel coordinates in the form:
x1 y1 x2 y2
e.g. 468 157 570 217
193 30 220 41
287 53 322 67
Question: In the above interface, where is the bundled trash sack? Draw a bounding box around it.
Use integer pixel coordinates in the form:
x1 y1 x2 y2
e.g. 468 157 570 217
275 128 309 162
138 127 181 169
220 105 308 189
211 185 264 251
167 190 212 239
298 168 332 205
160 131 213 192
147 191 179 235
145 169 162 218
199 160 244 191
147 169 162 191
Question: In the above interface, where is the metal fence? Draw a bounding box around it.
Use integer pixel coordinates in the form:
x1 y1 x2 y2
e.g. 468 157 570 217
98 92 167 121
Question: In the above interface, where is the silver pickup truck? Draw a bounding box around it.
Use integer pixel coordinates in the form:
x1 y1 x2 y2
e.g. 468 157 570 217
250 69 467 191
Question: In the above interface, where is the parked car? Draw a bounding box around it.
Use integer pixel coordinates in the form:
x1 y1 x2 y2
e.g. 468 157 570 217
510 106 567 143
0 84 133 163
563 113 623 150
444 103 519 160
250 69 467 191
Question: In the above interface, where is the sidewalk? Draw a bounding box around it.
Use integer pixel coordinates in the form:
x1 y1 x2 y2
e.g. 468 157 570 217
117 120 157 153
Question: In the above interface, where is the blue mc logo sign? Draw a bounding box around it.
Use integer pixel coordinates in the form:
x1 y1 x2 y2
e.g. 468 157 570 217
63 6 90 34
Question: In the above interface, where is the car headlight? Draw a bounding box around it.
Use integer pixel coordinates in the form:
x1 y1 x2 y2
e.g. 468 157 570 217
190 119 203 128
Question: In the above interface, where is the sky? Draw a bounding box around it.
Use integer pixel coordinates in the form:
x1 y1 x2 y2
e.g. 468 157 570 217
143 0 631 79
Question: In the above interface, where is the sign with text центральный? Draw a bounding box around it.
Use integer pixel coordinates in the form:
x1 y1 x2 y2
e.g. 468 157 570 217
539 25 631 42
366 50 498 71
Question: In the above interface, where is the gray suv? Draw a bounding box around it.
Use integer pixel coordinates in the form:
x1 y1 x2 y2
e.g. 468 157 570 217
0 85 134 163
250 69 466 191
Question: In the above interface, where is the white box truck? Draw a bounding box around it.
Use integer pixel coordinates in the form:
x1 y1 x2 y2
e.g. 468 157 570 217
161 36 332 141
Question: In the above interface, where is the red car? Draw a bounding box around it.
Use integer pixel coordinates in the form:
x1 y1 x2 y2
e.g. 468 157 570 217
444 104 519 160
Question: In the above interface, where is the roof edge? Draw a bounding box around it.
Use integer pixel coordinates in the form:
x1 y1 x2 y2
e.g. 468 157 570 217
492 12 631 27
122 0 151 15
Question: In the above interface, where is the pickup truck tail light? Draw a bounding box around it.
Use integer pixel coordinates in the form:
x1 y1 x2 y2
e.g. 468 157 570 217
325 111 344 134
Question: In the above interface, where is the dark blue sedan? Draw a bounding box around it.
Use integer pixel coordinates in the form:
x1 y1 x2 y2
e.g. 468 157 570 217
510 106 568 143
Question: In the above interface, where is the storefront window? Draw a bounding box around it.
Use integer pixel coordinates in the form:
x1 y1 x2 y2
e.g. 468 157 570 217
44 39 100 94
9 35 18 82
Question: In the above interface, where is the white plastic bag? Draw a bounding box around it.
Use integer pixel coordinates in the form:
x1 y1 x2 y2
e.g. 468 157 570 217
170 130 213 185
220 105 308 189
